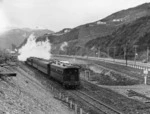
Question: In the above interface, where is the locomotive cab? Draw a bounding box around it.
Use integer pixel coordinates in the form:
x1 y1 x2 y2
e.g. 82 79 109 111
63 68 80 88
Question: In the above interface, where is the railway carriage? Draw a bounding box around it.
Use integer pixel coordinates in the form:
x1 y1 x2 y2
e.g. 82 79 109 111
50 62 80 87
26 57 80 88
26 58 33 66
32 58 39 69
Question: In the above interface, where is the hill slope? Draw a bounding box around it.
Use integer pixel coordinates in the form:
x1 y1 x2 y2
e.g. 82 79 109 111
86 16 150 60
101 3 150 24
19 2 150 60
34 3 150 55
0 28 53 50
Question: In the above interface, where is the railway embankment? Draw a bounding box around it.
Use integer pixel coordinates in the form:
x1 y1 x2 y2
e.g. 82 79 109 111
2 57 150 114
0 65 74 114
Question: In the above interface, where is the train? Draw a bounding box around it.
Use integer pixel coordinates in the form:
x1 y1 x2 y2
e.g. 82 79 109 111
26 57 80 88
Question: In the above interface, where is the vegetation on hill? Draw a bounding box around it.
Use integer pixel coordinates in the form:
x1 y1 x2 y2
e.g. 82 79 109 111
102 3 150 23
45 2 150 60
86 16 150 60
18 3 150 61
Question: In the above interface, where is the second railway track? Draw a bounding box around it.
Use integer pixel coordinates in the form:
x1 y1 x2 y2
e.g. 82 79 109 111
17 62 150 114
17 62 124 114
71 90 123 114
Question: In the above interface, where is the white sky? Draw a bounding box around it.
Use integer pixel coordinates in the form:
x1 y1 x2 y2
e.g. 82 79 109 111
0 0 150 32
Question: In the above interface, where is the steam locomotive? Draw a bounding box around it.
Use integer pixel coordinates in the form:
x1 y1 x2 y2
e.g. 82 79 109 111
26 57 80 88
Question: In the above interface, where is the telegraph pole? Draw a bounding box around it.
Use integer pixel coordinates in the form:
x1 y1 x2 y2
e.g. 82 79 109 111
147 46 149 62
98 47 101 58
107 47 109 57
86 48 88 59
113 47 116 62
125 43 128 66
124 47 126 60
124 40 130 66
134 45 138 65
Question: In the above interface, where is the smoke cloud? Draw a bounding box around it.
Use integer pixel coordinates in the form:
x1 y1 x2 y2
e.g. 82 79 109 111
18 34 51 61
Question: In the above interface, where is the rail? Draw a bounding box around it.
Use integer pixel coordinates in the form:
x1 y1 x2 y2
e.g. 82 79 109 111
71 90 123 114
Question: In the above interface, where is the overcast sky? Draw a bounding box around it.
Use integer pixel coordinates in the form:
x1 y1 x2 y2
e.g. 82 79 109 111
0 0 150 32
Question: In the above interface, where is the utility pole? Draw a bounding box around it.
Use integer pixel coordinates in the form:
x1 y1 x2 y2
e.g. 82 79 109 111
124 40 130 66
113 47 116 62
98 47 101 58
74 47 77 61
125 43 128 66
134 45 138 65
107 47 109 57
147 46 149 62
124 47 126 60
86 48 88 59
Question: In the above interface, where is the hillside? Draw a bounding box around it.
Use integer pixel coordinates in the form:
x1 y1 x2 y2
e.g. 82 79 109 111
17 2 150 60
0 28 53 50
32 3 150 56
101 3 150 24
86 15 150 60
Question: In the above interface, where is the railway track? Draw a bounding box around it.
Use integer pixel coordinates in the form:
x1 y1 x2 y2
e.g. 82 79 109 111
56 55 150 69
17 62 150 114
17 63 124 114
71 90 123 114
92 60 150 84
75 56 147 83
52 56 150 113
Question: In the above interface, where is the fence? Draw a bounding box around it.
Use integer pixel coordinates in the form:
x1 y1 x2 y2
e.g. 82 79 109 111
49 84 89 114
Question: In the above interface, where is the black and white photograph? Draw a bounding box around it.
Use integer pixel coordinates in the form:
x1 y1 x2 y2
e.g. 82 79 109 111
0 0 150 113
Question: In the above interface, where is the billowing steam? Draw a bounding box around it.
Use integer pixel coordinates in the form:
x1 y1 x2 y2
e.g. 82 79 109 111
18 34 51 61
60 42 68 51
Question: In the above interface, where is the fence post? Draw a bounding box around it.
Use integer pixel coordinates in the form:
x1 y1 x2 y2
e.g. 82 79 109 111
61 94 64 100
144 75 147 85
70 100 72 108
59 92 62 99
53 88 55 93
75 104 78 114
51 86 53 91
143 68 148 85
66 97 69 103
88 71 90 80
84 70 86 79
80 108 83 114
